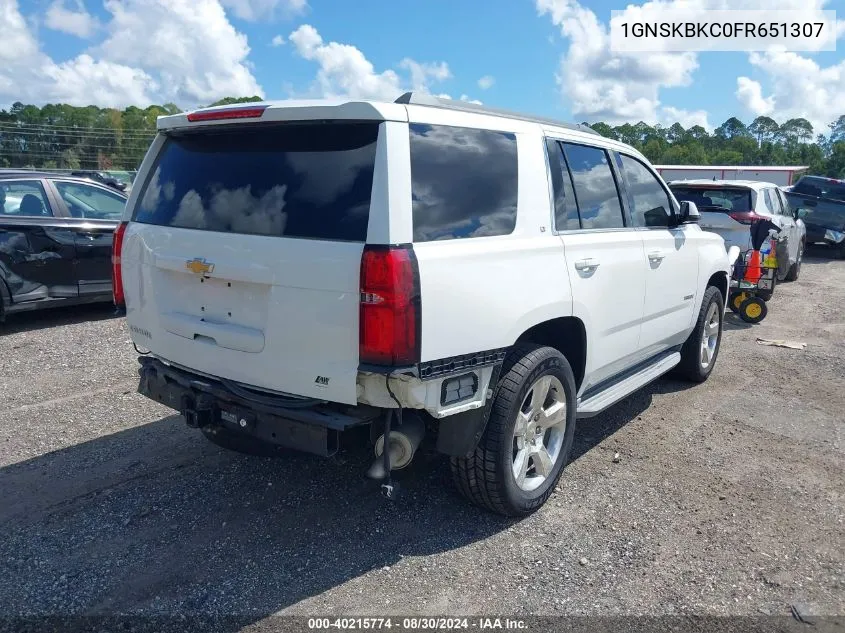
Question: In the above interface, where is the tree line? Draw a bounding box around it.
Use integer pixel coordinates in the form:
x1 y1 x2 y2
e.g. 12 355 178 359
1 97 844 178
586 115 845 178
0 97 261 172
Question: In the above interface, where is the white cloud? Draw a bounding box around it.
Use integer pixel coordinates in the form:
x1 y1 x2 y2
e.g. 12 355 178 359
289 24 454 101
45 0 100 38
220 0 306 21
0 0 262 108
477 75 495 90
399 58 451 91
44 54 156 106
661 106 710 130
737 51 845 133
538 0 841 129
735 77 775 117
0 0 155 106
537 0 699 126
97 0 262 104
271 34 285 46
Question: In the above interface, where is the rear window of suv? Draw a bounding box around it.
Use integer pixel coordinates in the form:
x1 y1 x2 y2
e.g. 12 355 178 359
670 186 752 213
132 122 379 242
409 123 518 242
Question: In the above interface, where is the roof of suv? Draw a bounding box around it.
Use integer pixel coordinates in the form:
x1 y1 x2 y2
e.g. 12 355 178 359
155 92 647 164
157 92 602 137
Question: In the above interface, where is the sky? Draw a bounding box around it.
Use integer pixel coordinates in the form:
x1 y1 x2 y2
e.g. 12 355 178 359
2 0 844 135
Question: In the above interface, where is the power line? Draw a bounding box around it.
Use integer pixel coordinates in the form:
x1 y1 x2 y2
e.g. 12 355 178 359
0 121 162 133
0 127 155 140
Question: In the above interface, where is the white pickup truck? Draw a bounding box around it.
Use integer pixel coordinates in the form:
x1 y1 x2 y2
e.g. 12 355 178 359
114 93 733 516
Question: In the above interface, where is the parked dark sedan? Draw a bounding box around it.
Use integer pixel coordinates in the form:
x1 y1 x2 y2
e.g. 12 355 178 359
0 171 126 320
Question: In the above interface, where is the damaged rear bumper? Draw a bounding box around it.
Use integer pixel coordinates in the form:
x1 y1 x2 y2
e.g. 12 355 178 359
137 356 380 457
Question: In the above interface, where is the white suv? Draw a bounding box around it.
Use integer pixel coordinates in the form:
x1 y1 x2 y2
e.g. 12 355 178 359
115 93 733 516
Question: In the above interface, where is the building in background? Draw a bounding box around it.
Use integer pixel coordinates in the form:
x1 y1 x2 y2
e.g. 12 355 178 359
655 165 809 187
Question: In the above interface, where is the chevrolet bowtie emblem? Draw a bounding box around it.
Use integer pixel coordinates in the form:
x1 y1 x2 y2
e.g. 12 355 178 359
185 257 214 275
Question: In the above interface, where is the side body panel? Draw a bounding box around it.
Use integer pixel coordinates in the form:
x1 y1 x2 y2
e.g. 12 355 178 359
561 230 646 391
398 109 574 363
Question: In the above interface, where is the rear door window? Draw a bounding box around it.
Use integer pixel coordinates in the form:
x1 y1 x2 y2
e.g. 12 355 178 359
54 181 126 220
0 180 52 217
561 143 625 230
133 122 380 242
409 123 518 242
618 154 673 228
762 188 779 215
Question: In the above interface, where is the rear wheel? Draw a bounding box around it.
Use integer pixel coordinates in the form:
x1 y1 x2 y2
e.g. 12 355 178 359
729 291 746 314
739 296 767 324
675 285 724 383
450 343 577 517
785 241 804 281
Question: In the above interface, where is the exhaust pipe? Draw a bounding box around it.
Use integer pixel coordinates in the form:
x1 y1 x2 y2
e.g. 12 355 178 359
366 412 425 480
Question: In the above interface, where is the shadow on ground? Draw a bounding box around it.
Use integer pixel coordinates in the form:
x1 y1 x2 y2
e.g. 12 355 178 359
0 374 694 628
0 302 119 334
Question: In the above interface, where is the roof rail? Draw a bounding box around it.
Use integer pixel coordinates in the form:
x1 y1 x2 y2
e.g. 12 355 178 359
394 92 600 136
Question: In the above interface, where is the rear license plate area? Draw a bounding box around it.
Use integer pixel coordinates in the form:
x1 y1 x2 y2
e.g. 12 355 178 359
216 402 336 456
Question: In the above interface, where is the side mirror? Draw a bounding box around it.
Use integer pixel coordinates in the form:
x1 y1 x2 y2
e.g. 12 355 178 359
679 200 700 224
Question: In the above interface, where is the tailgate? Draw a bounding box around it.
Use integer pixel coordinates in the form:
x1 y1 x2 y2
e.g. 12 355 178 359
121 121 381 405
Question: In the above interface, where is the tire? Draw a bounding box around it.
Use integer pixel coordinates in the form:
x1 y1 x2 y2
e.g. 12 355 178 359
200 425 284 457
728 291 745 314
675 285 724 383
785 241 804 282
450 343 577 517
739 296 767 324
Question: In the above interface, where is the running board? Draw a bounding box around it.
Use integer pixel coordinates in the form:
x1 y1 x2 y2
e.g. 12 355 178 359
576 352 681 419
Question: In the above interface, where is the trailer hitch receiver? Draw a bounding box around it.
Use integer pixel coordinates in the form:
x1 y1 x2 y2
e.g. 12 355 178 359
181 394 214 428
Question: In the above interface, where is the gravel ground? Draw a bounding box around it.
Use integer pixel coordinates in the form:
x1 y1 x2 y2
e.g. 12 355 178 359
0 252 842 623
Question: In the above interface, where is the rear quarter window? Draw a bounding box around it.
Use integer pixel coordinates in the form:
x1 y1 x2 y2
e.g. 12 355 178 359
132 122 379 242
409 123 518 242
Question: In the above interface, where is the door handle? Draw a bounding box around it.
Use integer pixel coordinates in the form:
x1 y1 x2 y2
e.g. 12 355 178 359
574 258 600 272
648 250 666 262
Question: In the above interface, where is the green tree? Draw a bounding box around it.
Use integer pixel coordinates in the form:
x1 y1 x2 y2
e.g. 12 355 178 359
588 122 617 139
208 96 263 107
749 116 779 146
828 116 845 143
714 117 750 140
779 118 814 145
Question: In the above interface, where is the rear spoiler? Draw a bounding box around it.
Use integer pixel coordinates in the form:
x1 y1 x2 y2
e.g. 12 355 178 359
156 100 408 132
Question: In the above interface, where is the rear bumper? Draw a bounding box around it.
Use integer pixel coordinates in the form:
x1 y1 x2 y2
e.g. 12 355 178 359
137 356 380 456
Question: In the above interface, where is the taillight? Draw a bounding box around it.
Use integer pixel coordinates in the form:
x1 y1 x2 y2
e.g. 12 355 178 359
359 246 420 366
186 106 267 122
112 221 128 307
728 211 763 225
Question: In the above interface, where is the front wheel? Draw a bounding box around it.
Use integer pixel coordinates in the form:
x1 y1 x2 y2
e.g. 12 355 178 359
675 285 724 383
450 343 577 517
